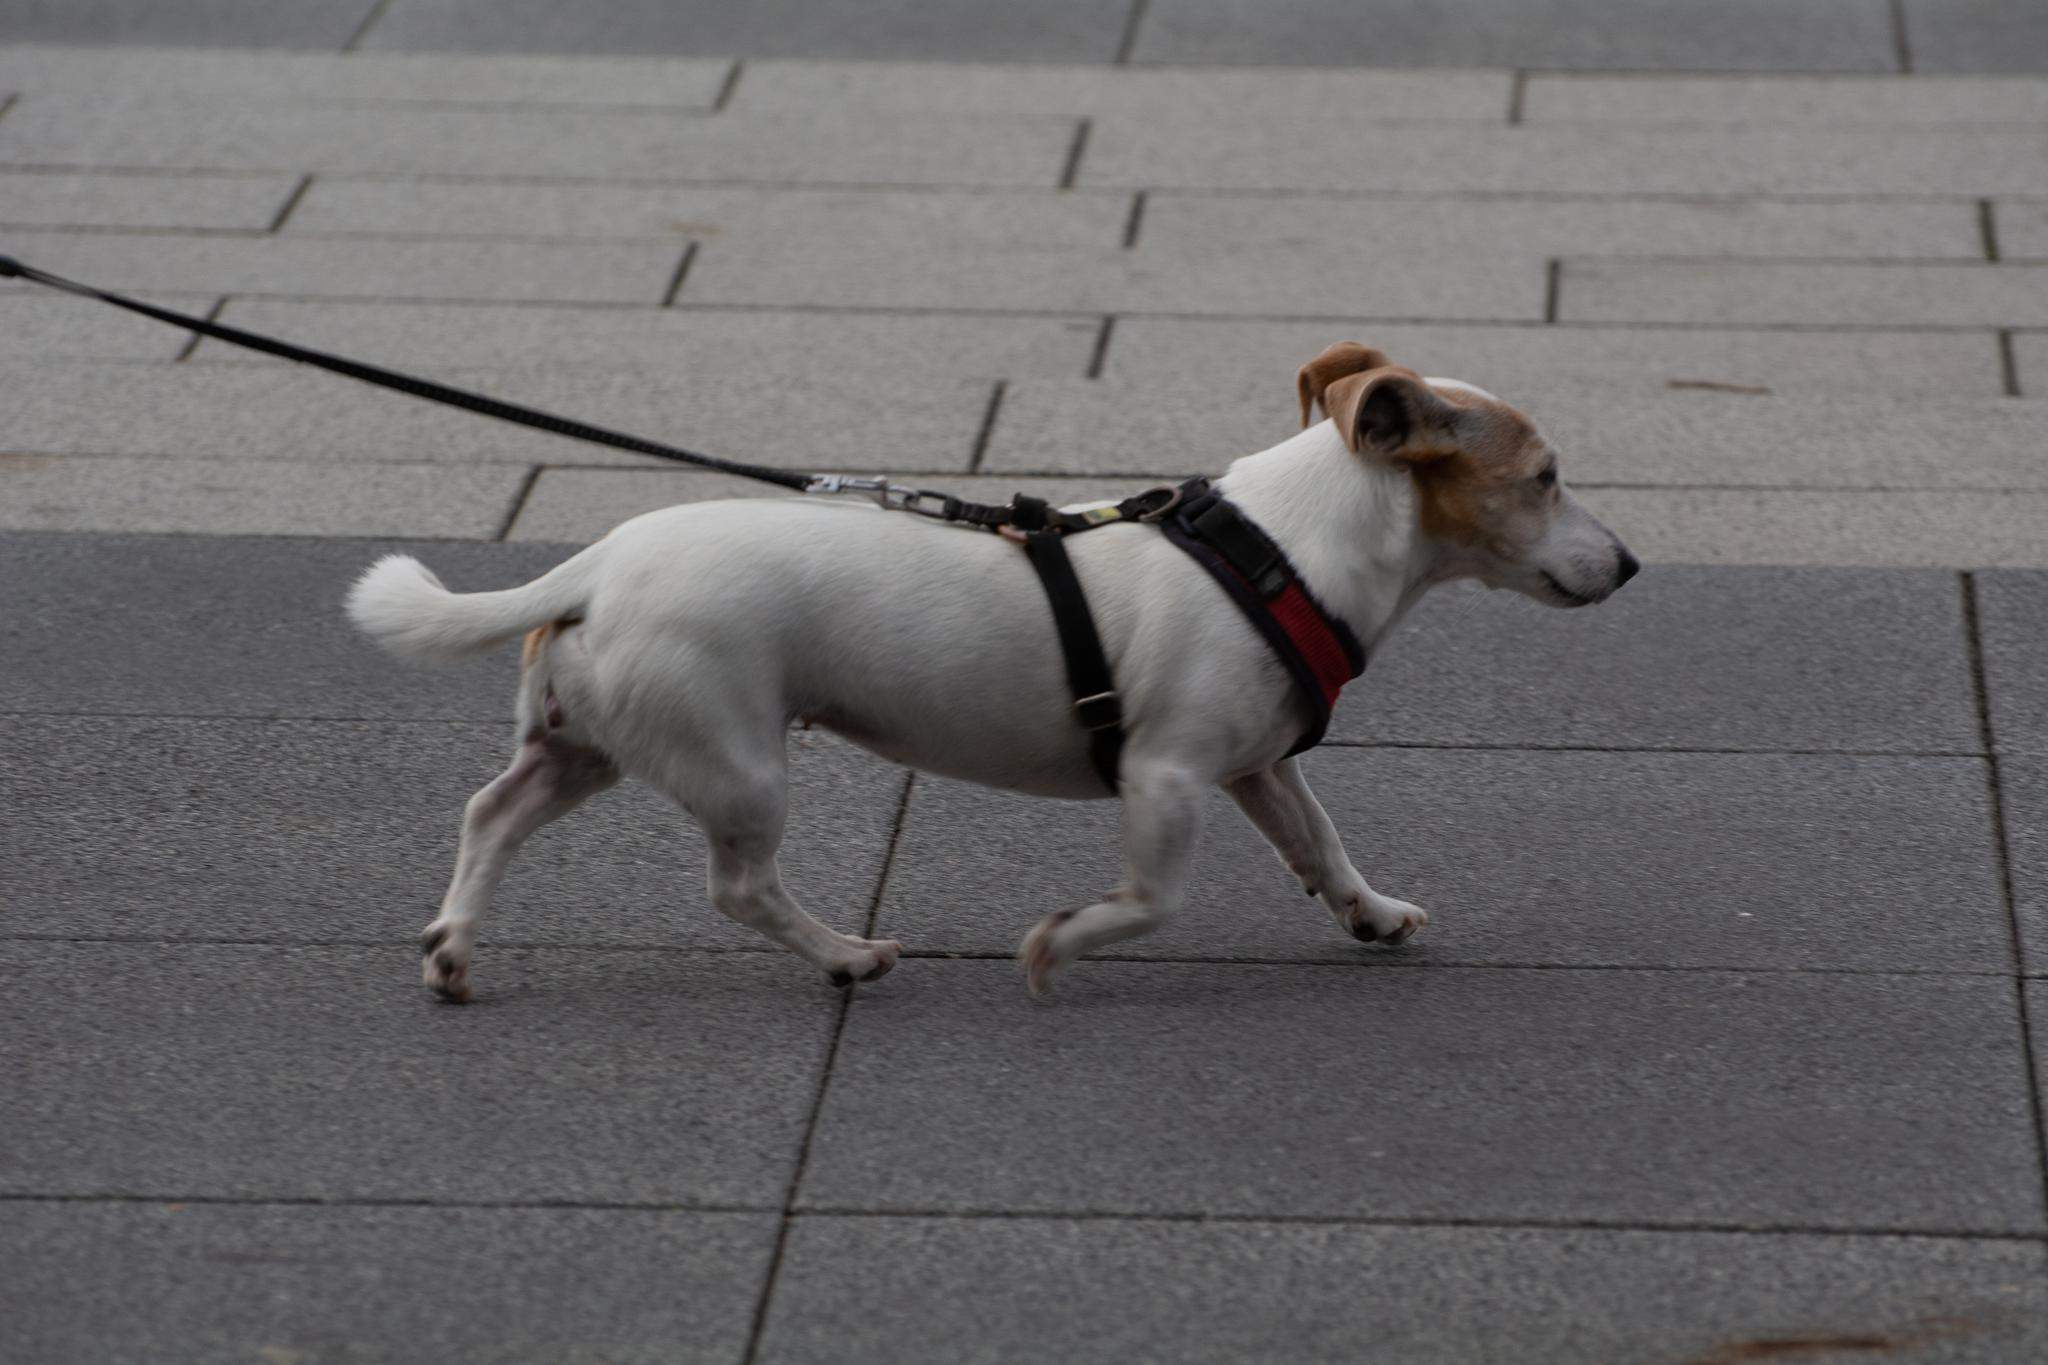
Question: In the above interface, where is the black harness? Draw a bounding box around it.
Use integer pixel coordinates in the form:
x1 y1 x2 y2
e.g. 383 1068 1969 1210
1007 477 1367 790
0 253 1368 790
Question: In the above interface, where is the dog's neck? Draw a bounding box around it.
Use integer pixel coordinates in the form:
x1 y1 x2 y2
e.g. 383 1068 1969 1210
1214 422 1441 653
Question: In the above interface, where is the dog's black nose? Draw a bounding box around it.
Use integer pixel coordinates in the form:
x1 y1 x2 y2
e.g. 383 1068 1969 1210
1614 545 1641 586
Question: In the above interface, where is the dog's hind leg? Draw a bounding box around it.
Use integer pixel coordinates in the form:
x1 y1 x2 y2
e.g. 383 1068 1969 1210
659 740 901 988
420 733 619 1001
1224 757 1427 946
1019 761 1204 997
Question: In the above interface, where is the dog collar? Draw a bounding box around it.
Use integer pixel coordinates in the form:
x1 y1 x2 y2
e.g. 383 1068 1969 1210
1157 478 1367 756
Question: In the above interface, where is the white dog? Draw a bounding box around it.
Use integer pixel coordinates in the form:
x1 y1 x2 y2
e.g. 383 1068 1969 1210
348 343 1637 1001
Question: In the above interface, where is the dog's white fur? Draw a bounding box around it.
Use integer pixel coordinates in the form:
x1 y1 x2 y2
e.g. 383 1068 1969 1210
349 350 1633 1000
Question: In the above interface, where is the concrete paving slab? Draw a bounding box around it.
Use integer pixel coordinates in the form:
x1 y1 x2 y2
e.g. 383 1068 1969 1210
763 1218 2048 1365
1993 200 2048 259
289 180 1133 247
3 1203 776 1365
0 941 837 1203
1975 571 2048 756
0 1 380 49
0 229 687 304
509 469 1152 543
0 44 730 108
1130 0 1896 70
802 961 2041 1230
878 749 2009 971
2002 759 2048 975
0 169 300 230
1904 1 2048 75
1140 192 1982 260
1079 121 2048 195
358 0 1134 63
683 239 1543 320
207 298 1104 377
0 361 992 474
1561 261 2048 327
732 61 1512 121
0 533 567 720
0 93 1077 187
0 716 902 951
1576 486 2048 568
1102 318 2008 394
0 291 211 361
1345 566 1980 751
0 452 525 537
1525 73 2048 125
982 380 2048 490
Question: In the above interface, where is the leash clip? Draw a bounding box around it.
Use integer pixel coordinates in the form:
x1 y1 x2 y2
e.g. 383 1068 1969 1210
804 473 926 511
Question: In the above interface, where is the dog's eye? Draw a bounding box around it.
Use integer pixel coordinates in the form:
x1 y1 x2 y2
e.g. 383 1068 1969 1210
1533 464 1558 490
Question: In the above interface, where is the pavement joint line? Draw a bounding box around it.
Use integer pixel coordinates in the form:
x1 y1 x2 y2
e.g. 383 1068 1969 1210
713 61 745 114
2000 330 2022 396
340 0 397 54
494 465 544 541
661 241 699 306
865 773 919 942
8 159 2041 205
171 295 228 363
1059 118 1092 191
0 162 1085 196
0 1191 775 1214
21 449 2048 497
966 380 1006 473
737 775 917 1365
1890 0 1915 74
785 1206 2048 1242
143 293 2039 333
1120 190 1147 249
266 174 315 234
1085 313 1116 378
26 167 2013 209
1114 0 1150 65
0 712 1994 762
0 934 2015 981
1506 70 1528 125
2 1191 2038 1243
1981 200 2001 262
1961 572 2048 1221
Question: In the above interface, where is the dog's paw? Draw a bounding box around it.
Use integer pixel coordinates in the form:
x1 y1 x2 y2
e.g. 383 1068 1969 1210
420 921 475 1003
1018 908 1078 999
1332 888 1429 947
825 937 902 989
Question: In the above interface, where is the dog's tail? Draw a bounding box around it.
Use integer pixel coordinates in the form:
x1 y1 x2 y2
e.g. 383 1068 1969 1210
346 548 601 663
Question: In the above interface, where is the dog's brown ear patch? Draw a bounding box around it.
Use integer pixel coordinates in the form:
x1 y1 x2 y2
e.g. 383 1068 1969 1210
1320 367 1463 464
1297 342 1394 428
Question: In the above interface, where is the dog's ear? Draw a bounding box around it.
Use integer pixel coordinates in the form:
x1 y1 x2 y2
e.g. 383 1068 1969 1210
1297 342 1394 428
1318 366 1463 465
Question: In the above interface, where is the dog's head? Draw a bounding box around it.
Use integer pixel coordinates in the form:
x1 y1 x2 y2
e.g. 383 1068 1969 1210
1297 342 1638 607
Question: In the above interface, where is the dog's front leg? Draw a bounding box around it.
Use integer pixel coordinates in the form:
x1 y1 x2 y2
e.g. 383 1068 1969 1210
1224 757 1428 946
1019 761 1204 997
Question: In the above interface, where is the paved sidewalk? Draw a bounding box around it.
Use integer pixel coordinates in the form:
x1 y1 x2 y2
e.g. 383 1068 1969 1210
5 37 2048 1365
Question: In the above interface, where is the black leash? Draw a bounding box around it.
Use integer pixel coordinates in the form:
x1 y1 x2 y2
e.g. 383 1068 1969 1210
1 253 822 492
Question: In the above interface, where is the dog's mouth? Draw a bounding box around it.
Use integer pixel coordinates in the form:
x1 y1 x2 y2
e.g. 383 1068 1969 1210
1540 571 1599 607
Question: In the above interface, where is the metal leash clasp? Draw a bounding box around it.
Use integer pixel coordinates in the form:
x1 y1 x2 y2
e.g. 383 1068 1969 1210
803 473 922 509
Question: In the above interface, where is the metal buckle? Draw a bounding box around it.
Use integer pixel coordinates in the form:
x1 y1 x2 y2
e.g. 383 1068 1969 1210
1072 690 1124 731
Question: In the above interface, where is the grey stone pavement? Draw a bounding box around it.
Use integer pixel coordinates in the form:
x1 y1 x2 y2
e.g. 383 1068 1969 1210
7 4 2048 1362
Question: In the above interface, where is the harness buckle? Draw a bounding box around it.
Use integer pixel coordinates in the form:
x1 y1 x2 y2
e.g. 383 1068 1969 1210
1072 690 1124 731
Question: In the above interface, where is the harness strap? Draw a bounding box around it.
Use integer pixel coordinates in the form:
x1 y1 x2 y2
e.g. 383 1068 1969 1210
1019 530 1125 791
1159 479 1366 755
